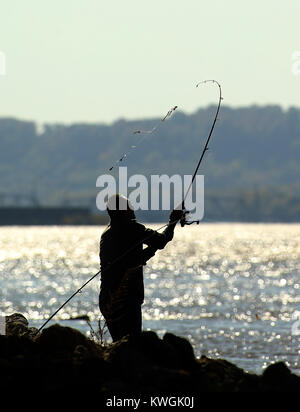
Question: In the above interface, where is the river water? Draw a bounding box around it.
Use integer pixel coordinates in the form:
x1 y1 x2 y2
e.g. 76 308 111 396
1 224 300 374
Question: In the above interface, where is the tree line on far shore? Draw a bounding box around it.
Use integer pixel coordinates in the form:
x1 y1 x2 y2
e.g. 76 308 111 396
0 104 299 222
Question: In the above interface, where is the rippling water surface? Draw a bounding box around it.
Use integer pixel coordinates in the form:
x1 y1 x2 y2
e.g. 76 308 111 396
1 224 300 374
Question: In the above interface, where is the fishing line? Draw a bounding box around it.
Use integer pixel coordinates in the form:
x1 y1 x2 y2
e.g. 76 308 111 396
108 106 178 171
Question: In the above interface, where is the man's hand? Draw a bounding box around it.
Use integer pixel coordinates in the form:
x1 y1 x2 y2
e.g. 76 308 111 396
169 208 184 223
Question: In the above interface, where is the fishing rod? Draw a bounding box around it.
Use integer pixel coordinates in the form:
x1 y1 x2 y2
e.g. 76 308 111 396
180 80 223 226
36 80 222 333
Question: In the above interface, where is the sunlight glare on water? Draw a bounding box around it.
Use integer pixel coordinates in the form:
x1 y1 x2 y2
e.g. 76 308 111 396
1 224 300 374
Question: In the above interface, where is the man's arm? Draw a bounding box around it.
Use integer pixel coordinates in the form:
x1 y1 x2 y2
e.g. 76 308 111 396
140 208 184 264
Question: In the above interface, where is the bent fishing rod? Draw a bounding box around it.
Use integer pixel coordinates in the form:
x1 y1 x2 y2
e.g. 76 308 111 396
37 79 222 334
180 80 222 226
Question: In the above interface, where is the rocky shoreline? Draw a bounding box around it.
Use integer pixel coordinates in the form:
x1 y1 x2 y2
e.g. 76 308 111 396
1 313 300 396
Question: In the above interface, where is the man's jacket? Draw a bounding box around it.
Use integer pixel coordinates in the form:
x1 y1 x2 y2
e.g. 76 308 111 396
99 218 174 305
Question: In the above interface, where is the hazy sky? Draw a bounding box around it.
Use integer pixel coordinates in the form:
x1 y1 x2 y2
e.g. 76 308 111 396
0 0 299 124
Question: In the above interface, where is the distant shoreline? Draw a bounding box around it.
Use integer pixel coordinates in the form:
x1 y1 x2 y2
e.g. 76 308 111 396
1 220 300 226
0 206 299 225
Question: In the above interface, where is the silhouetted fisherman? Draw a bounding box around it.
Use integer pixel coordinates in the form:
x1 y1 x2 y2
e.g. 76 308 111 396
99 194 183 341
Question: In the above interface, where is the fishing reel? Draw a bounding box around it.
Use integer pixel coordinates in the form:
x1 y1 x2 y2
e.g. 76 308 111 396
180 209 200 227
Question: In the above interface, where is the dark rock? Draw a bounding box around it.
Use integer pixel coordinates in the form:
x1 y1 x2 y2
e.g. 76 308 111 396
262 361 300 392
163 332 196 369
36 323 102 358
133 331 179 368
5 313 38 338
103 332 196 394
104 331 181 380
194 355 251 392
235 372 261 392
1 313 300 394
